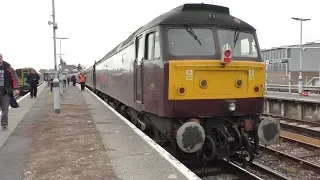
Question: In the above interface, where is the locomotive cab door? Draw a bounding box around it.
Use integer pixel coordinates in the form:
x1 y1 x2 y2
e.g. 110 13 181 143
134 35 144 103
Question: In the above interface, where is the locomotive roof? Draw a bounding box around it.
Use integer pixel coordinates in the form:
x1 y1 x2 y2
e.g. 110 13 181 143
98 3 256 63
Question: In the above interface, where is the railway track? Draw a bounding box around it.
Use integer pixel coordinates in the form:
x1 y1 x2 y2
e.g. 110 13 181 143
87 86 313 180
261 114 320 139
253 145 320 179
189 159 264 180
247 130 320 180
184 117 320 179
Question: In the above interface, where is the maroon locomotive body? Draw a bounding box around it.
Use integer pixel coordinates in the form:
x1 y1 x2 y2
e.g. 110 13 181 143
84 3 280 165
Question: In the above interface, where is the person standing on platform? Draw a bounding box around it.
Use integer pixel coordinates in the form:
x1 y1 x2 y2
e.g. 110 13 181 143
79 72 86 91
67 76 70 86
71 75 76 87
26 69 40 98
0 53 20 131
62 74 66 88
50 76 54 92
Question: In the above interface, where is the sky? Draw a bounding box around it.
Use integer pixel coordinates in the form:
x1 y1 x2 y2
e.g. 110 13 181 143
0 0 319 71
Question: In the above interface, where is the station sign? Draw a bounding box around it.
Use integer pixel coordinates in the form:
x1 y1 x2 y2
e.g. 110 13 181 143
266 58 289 65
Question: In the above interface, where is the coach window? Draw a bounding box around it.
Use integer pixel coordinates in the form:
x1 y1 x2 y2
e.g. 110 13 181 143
122 54 127 63
146 32 155 60
154 31 160 59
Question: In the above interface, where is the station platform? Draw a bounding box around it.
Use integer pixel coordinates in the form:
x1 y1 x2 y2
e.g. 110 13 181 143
265 91 320 103
0 84 200 180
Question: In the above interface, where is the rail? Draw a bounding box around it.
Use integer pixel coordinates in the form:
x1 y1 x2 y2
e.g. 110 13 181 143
261 114 320 139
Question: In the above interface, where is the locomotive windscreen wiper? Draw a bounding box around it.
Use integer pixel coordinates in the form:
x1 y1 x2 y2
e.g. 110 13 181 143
233 30 240 48
184 24 202 46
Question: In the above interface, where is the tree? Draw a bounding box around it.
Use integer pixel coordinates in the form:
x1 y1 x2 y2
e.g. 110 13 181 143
77 63 82 71
59 58 67 66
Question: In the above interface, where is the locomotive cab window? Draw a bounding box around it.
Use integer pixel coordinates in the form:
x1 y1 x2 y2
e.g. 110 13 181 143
167 28 215 56
218 29 258 58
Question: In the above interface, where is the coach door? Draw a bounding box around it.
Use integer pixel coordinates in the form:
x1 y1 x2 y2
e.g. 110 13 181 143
93 61 96 89
134 35 144 103
23 69 29 85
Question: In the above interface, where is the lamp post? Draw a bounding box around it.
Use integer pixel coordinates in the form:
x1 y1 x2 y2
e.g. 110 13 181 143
55 37 69 63
48 0 60 113
292 17 311 94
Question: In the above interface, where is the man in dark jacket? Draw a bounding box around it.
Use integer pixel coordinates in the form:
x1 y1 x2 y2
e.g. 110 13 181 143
71 75 76 87
0 53 20 131
26 69 40 98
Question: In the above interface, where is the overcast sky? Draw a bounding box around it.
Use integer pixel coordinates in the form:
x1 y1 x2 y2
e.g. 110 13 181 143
0 0 318 71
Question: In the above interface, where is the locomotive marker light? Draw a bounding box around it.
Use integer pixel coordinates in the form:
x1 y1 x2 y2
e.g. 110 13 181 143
176 121 205 153
257 116 281 145
221 43 232 65
229 102 236 111
177 86 187 96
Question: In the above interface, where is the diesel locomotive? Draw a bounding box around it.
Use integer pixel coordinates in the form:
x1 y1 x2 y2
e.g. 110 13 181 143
15 67 44 95
84 3 280 165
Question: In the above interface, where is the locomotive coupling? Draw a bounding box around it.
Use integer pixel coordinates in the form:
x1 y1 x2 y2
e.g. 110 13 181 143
176 120 205 153
257 116 281 145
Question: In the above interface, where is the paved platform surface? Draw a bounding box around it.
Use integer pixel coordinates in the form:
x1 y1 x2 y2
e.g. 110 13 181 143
82 85 199 180
0 83 46 148
265 91 320 103
0 84 199 180
0 83 47 180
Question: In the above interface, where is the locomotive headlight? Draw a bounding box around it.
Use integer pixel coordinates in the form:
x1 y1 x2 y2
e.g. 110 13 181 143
229 102 236 111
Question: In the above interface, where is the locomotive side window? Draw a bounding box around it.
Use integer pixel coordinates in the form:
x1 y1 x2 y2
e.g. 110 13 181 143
167 28 215 56
154 31 160 59
145 31 160 60
146 32 155 60
136 36 144 62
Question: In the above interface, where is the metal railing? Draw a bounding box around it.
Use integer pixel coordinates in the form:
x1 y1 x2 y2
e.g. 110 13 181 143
266 84 320 92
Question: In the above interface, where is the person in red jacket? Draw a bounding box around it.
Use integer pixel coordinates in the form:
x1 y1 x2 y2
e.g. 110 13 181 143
0 53 20 131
